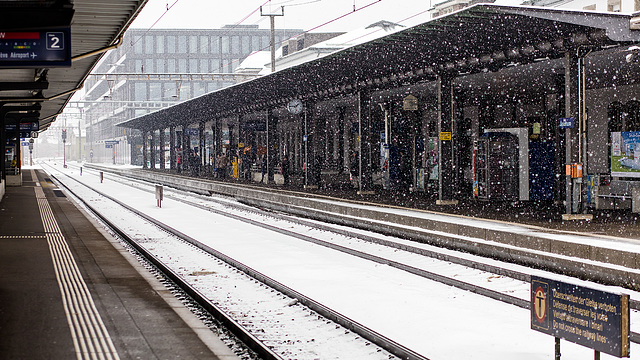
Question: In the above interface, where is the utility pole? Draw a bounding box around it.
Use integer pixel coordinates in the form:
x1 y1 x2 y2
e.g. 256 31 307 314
260 6 284 73
78 109 83 162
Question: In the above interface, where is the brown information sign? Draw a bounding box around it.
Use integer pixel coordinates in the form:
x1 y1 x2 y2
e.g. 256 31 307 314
531 276 630 357
403 94 418 111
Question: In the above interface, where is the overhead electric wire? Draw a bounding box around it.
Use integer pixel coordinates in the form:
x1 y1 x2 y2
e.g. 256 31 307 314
302 0 383 34
222 0 387 71
113 0 273 76
268 0 322 7
256 0 434 64
233 0 272 27
327 6 433 47
125 0 389 72
120 0 432 86
395 7 432 25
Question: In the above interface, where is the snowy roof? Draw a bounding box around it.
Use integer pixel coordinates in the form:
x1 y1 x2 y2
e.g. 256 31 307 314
120 3 640 130
235 51 272 74
236 20 405 75
311 20 404 50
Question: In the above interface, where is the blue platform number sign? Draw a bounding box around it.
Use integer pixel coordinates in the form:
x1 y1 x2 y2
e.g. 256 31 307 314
185 128 199 136
104 140 119 149
531 276 630 357
559 117 575 129
46 32 64 50
0 29 71 67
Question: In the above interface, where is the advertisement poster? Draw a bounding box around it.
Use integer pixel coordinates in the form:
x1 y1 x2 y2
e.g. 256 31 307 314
222 129 230 145
611 131 640 177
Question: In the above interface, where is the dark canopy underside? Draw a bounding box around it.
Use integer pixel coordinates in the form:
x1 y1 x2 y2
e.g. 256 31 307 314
0 0 147 131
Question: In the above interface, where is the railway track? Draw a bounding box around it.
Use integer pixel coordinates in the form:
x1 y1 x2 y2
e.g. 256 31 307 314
43 163 420 360
44 163 640 354
42 167 282 360
62 165 532 301
68 165 640 305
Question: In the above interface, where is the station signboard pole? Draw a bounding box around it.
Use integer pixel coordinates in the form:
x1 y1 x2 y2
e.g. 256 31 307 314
104 140 119 164
531 276 630 358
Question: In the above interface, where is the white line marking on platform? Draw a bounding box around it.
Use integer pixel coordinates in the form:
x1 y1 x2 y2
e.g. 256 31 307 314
35 185 120 360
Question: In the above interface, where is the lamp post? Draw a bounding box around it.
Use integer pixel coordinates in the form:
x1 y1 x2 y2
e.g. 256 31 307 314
62 128 67 168
29 139 34 166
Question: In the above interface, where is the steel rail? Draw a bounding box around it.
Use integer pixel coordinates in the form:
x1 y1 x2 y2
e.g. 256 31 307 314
72 164 526 306
59 164 640 344
44 168 283 360
46 165 428 360
75 164 531 282
84 163 640 292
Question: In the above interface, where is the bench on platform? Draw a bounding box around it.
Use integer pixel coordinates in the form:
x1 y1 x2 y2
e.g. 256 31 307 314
596 181 640 212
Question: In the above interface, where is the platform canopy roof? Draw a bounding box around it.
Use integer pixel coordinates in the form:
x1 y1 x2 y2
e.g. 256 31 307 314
0 0 148 132
119 3 640 131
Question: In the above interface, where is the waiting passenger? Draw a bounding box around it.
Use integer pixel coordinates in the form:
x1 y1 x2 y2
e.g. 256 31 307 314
282 156 290 186
260 155 266 183
176 151 182 173
217 153 228 179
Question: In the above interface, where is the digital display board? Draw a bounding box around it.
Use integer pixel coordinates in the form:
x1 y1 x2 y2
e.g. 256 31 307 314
0 28 71 67
531 276 630 357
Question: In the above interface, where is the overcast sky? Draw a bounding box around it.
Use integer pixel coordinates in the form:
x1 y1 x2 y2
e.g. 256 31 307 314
130 0 439 33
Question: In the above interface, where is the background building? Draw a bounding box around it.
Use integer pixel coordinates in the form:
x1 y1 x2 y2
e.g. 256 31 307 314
78 25 302 165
